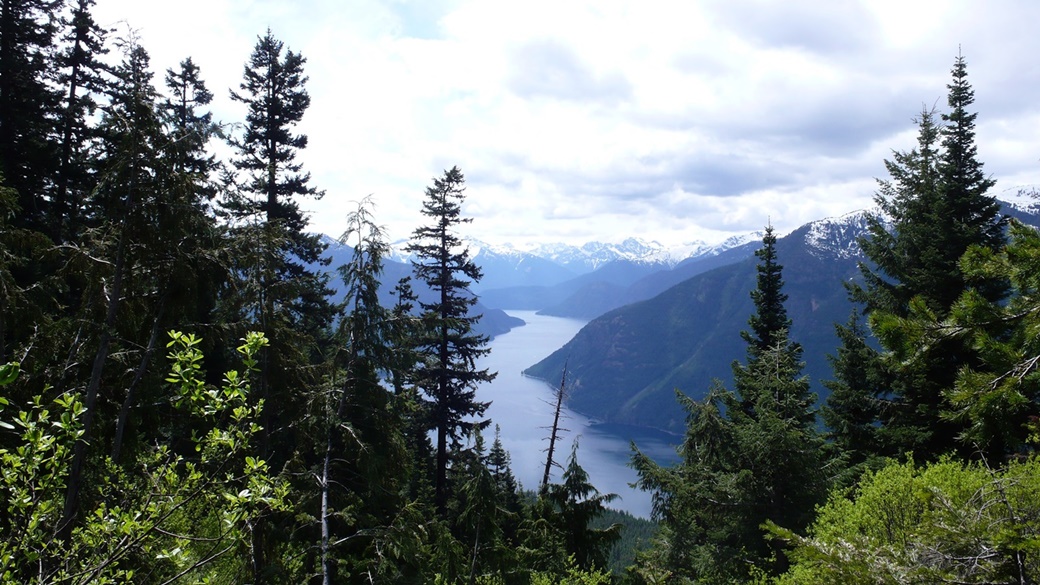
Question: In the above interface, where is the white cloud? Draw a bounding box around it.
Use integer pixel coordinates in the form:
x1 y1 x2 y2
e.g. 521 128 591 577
93 0 1040 246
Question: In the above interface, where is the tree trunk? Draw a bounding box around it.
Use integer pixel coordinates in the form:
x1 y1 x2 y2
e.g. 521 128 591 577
111 287 169 463
541 364 568 495
59 229 126 539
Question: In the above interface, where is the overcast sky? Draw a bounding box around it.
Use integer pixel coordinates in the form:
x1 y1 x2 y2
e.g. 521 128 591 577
92 0 1040 247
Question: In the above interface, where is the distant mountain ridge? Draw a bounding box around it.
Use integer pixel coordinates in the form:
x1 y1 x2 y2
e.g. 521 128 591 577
316 235 525 339
387 235 760 289
522 202 1040 433
520 211 876 432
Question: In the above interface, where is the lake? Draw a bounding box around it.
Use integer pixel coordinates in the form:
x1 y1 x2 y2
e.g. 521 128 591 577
476 310 679 519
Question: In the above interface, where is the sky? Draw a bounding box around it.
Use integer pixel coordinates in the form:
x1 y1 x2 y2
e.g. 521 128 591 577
92 0 1040 248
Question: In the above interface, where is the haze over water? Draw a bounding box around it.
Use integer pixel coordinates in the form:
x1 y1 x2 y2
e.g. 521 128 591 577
476 310 678 519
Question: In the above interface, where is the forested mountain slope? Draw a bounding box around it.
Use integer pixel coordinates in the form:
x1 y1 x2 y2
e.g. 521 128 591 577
525 204 1040 433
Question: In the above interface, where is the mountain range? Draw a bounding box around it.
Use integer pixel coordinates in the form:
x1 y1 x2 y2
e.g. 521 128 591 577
515 199 1040 434
522 211 872 433
318 195 1040 434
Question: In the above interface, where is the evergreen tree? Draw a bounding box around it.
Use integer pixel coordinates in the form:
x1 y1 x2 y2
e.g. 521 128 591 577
886 219 1040 456
406 166 496 514
742 224 792 358
163 57 217 194
822 309 886 480
51 0 109 242
223 29 332 450
455 429 515 583
60 39 210 538
0 174 51 365
0 0 66 375
311 198 410 583
945 219 1040 454
632 227 827 582
734 224 803 418
0 0 61 231
222 29 334 581
545 442 621 573
854 55 1007 460
939 53 1005 296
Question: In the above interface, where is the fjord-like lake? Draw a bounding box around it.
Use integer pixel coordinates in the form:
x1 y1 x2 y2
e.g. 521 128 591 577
476 310 679 518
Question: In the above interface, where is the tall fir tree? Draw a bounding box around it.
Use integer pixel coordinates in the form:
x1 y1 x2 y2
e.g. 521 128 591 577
544 441 621 573
163 57 217 195
821 308 887 481
51 0 109 243
734 224 803 417
222 30 334 581
406 166 496 515
632 226 827 582
223 28 333 456
742 224 792 359
0 0 61 232
60 39 211 538
854 55 1007 460
308 198 411 583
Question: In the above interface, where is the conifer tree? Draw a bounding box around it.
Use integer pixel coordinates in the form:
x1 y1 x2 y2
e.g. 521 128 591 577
632 227 827 582
545 442 621 572
163 57 217 191
889 219 1040 456
742 224 792 358
60 39 194 538
223 29 332 446
223 29 333 580
310 198 411 583
406 166 496 514
854 55 1006 460
51 0 109 242
822 309 886 479
733 224 804 418
0 0 61 231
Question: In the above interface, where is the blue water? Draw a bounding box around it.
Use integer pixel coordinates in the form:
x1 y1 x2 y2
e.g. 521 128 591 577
476 310 679 518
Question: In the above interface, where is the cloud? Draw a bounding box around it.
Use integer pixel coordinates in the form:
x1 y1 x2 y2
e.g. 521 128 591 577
708 1 879 55
506 39 633 104
91 0 1040 248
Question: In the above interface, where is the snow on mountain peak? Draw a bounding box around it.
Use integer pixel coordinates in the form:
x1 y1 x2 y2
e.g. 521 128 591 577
385 233 760 274
802 210 872 260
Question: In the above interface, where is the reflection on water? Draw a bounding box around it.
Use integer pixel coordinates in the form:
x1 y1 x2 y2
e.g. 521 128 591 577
476 310 678 518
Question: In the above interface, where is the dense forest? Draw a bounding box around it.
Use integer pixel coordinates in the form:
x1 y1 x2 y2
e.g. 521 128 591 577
1 2 1039 584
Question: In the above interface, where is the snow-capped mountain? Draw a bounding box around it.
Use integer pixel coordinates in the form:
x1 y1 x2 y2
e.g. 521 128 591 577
523 237 712 273
384 235 759 291
801 210 874 260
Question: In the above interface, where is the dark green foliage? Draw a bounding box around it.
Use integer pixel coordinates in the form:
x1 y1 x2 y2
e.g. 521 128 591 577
854 55 1008 461
221 28 333 461
163 57 218 197
0 175 52 366
589 508 657 577
544 442 621 572
306 198 406 582
406 166 496 512
742 225 792 359
877 219 1040 457
0 0 62 232
631 228 829 582
822 309 888 481
51 0 109 242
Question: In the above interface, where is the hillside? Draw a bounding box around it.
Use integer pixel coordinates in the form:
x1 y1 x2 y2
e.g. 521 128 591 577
524 201 1040 433
523 212 872 432
479 235 760 317
320 236 525 338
